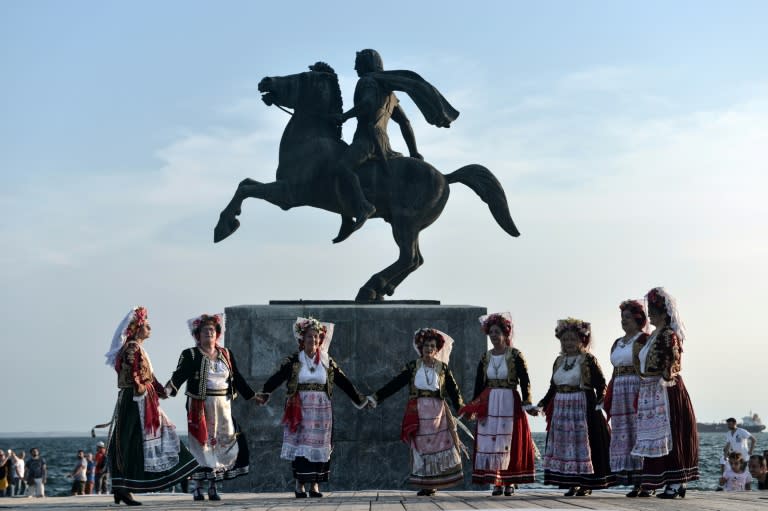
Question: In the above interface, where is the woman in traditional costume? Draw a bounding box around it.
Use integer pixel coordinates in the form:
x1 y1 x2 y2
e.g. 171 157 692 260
104 306 198 506
631 287 699 498
166 313 255 501
369 328 465 497
536 318 613 496
604 300 649 496
255 317 366 498
459 312 536 496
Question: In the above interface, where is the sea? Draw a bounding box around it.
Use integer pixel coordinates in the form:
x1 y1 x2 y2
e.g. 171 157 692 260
1 432 764 496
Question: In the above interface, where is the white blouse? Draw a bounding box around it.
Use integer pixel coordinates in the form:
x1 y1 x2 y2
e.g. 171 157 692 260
552 354 583 386
414 364 440 391
610 332 642 367
486 353 509 379
297 351 328 384
206 358 230 390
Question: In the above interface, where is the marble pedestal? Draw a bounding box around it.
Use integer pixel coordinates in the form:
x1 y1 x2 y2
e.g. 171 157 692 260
226 303 487 491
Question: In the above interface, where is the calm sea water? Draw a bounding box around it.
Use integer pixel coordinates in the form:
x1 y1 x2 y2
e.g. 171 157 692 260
1 432 764 496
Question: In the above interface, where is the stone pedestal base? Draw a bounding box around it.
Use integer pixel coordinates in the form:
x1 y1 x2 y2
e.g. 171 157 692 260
225 303 487 491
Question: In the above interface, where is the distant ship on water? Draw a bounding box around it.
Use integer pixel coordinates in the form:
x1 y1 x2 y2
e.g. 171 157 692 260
697 412 765 433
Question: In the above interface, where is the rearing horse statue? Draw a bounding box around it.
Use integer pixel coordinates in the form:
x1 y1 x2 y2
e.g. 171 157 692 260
214 62 520 302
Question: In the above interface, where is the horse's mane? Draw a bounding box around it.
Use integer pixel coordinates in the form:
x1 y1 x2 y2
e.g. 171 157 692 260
309 61 343 139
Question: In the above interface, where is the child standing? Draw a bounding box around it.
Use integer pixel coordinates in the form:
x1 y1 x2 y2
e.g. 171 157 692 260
720 452 752 491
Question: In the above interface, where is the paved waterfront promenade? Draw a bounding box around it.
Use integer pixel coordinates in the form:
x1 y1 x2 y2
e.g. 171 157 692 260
1 490 765 511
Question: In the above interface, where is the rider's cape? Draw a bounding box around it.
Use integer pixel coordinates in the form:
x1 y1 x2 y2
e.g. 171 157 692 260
368 70 459 128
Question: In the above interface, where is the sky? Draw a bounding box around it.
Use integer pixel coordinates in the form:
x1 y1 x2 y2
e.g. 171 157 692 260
2 1 767 434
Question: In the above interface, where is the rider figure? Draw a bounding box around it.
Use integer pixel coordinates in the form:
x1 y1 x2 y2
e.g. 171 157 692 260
332 49 424 243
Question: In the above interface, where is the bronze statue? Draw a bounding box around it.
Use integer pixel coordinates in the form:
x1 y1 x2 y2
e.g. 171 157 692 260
214 56 519 302
331 49 457 242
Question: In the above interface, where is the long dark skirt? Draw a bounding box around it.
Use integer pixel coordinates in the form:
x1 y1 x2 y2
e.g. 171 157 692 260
108 388 198 492
638 377 699 488
292 456 330 483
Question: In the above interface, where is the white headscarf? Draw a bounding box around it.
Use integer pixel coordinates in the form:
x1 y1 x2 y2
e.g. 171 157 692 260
104 306 147 367
646 286 686 343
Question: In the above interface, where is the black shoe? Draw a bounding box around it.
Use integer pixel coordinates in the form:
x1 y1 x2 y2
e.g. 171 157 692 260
638 489 655 497
416 489 436 496
656 487 681 499
678 486 686 498
575 488 592 496
626 488 640 498
192 489 204 501
563 487 579 497
295 491 308 498
504 486 514 496
208 487 221 501
309 490 323 498
113 490 142 506
491 486 503 496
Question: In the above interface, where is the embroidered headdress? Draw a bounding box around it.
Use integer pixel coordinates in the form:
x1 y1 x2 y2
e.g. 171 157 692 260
478 312 514 344
555 317 592 346
104 306 148 367
293 316 334 366
619 299 648 332
412 327 454 364
187 313 225 344
645 286 686 343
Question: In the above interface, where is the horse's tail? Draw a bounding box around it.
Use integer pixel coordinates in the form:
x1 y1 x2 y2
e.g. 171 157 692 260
445 164 520 237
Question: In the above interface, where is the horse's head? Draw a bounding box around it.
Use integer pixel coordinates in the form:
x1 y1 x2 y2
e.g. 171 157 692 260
258 62 342 116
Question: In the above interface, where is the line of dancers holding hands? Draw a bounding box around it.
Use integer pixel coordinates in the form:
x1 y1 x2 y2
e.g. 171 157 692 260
102 285 698 505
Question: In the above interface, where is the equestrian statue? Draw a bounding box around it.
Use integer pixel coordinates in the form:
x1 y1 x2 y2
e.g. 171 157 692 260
214 49 520 302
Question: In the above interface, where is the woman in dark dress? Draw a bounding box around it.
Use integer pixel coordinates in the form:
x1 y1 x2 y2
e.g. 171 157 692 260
166 313 256 501
536 318 614 496
103 306 198 506
369 328 465 497
255 317 366 498
631 287 699 498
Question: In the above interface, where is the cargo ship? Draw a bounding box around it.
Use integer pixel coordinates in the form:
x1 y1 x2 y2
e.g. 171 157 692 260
697 412 765 433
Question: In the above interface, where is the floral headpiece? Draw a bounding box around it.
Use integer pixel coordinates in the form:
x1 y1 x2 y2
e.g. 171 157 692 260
105 306 148 368
412 327 454 365
294 317 328 342
555 317 591 344
479 312 513 340
293 317 334 366
124 306 148 340
619 299 648 331
187 313 225 344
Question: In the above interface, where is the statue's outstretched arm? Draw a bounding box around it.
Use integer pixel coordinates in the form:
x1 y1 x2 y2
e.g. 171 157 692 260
391 105 422 160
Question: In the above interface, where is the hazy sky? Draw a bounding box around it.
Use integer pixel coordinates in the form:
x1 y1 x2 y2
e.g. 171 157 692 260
2 1 766 434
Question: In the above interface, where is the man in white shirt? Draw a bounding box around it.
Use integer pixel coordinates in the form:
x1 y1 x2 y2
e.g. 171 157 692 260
723 417 756 461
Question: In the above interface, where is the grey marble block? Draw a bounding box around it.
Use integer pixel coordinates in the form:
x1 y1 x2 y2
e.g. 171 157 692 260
226 303 487 491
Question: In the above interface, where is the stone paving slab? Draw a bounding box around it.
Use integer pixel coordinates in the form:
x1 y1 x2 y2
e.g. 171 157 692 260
0 490 765 511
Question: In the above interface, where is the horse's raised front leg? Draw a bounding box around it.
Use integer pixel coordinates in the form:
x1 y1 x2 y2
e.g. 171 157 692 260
214 179 294 242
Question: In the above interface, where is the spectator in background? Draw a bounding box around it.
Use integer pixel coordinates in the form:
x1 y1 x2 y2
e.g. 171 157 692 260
13 451 26 496
93 441 108 495
25 448 46 498
748 454 767 490
69 450 87 495
85 453 95 494
719 452 752 491
0 450 9 496
723 418 755 463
